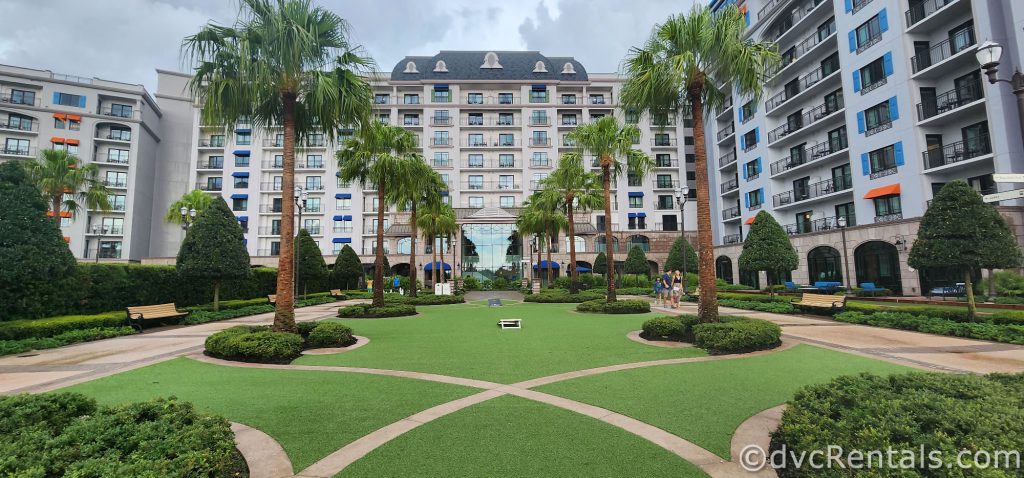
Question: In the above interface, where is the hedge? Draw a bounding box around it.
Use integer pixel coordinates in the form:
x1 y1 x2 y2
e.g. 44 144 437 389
692 318 781 354
834 311 1024 345
184 295 339 325
0 327 135 357
0 393 245 476
204 325 304 363
384 293 465 305
0 311 127 341
524 290 605 303
307 322 356 348
338 303 417 318
641 316 692 340
770 372 1024 478
718 298 796 314
576 299 651 314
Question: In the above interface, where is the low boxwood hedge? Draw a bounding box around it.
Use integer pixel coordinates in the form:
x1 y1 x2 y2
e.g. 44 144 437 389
204 325 304 363
718 298 796 314
307 322 356 348
185 295 338 325
385 294 465 305
692 317 781 354
0 326 135 357
524 290 605 303
338 303 417 318
641 316 689 340
0 393 245 476
835 310 1024 345
576 299 651 314
0 312 127 341
770 372 1024 478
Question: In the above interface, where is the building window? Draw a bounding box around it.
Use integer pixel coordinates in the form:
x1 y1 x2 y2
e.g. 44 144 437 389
864 101 891 134
859 57 885 90
835 202 856 227
500 196 514 208
744 160 759 180
498 113 514 125
54 92 84 107
629 196 643 208
743 130 757 149
109 103 133 118
498 92 514 105
498 175 514 190
336 198 351 210
747 190 762 209
377 113 390 124
468 134 484 147
235 131 251 145
627 173 642 187
99 241 122 259
404 114 420 126
873 194 901 217
657 195 674 209
432 89 450 103
469 196 483 208
4 138 29 155
403 94 419 104
433 131 449 146
234 176 249 188
684 136 694 146
868 145 896 173
532 152 549 167
467 93 483 104
433 152 450 167
468 175 483 190
467 113 483 125
529 89 548 103
654 133 671 146
855 14 882 52
686 153 695 163
374 93 390 104
656 174 674 188
9 89 35 105
561 94 577 105
232 198 247 211
234 155 250 167
305 176 322 190
499 154 514 168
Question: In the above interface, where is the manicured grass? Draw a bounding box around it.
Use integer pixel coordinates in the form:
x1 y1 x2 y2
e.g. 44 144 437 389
295 302 705 383
338 395 708 478
61 357 477 471
535 344 911 459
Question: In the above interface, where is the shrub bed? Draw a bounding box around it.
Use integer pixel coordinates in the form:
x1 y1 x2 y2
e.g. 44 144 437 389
204 325 304 363
718 298 796 314
0 326 135 357
640 316 696 340
718 292 797 303
524 290 604 303
770 372 1024 478
0 393 246 477
692 318 781 354
385 293 465 305
835 311 1024 345
576 299 651 314
185 295 338 325
306 322 356 348
338 303 417 318
616 287 655 296
0 311 126 341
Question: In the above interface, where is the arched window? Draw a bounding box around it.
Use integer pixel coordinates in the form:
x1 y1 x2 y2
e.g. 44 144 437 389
564 235 586 253
715 256 734 284
854 241 903 294
533 61 547 73
434 60 448 72
807 246 842 283
403 61 418 73
396 237 412 254
625 235 650 253
595 235 619 253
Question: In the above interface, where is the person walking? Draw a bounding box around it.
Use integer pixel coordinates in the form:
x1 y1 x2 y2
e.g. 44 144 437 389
660 270 672 307
653 275 664 306
671 270 683 308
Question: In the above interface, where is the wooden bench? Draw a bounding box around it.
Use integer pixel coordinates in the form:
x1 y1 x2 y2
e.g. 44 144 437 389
794 293 846 312
125 303 187 332
497 319 521 329
268 294 277 304
330 289 345 299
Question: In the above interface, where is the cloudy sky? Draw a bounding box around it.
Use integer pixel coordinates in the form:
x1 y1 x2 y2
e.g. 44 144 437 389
0 0 699 92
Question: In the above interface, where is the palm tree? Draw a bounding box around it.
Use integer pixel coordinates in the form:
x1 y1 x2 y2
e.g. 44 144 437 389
388 162 446 296
182 0 373 332
622 4 778 321
567 116 651 302
515 200 546 287
416 200 457 286
339 121 421 307
165 189 213 224
540 153 604 293
25 149 110 228
519 193 568 287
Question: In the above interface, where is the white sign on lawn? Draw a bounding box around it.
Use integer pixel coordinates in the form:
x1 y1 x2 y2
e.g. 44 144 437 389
982 188 1024 203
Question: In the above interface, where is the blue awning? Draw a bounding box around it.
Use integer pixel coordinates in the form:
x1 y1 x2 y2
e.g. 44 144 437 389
333 215 345 221
343 215 353 221
231 171 249 177
628 192 644 198
233 150 250 156
236 216 248 222
433 84 449 90
573 266 592 272
335 193 352 199
637 213 647 218
230 194 248 199
234 128 251 134
628 213 637 218
532 260 559 269
423 261 452 271
332 237 352 244
531 84 547 91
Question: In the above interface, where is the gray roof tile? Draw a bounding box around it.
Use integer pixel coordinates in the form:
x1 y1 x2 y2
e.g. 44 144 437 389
390 51 588 82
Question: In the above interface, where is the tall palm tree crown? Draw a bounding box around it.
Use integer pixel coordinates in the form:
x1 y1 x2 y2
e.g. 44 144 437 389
182 0 373 331
25 149 110 227
339 121 422 307
622 4 778 321
540 153 604 293
566 116 652 302
416 200 457 286
387 160 447 296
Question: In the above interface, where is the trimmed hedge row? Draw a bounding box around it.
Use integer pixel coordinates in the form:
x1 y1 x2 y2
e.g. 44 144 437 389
185 295 338 325
770 372 1024 478
306 322 356 348
640 314 781 354
338 303 417 318
718 298 796 314
0 393 245 476
0 311 126 341
205 325 304 363
835 311 1024 345
0 327 135 357
576 299 651 314
844 301 1024 324
384 293 465 305
524 291 605 303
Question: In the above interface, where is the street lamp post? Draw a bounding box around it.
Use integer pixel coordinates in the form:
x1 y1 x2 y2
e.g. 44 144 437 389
675 185 691 294
91 224 108 263
976 41 1024 150
179 206 197 230
293 186 308 298
837 216 852 294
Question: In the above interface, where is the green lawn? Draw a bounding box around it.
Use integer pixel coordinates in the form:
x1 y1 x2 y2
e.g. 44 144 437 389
337 395 708 478
535 344 912 458
295 302 705 383
62 357 477 471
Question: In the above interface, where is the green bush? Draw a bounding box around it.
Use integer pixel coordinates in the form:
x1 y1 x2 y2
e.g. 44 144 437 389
463 276 481 290
0 311 127 341
338 303 417 318
385 293 465 305
716 279 756 291
523 290 604 303
844 301 1013 323
0 327 135 357
204 326 304 363
852 286 892 297
979 270 1024 297
718 298 796 314
0 393 245 476
718 292 796 303
576 299 651 314
307 322 355 348
834 311 1024 345
641 317 686 339
692 318 781 354
990 311 1024 325
185 295 337 325
770 372 1024 478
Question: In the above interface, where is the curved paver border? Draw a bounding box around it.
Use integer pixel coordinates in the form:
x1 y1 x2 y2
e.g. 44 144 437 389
301 335 370 355
231 422 294 478
626 330 694 348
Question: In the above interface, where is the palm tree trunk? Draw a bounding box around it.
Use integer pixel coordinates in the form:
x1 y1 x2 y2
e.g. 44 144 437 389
273 92 298 332
546 233 554 286
409 206 418 297
52 194 63 229
567 197 578 294
373 183 386 307
689 90 719 322
601 162 616 302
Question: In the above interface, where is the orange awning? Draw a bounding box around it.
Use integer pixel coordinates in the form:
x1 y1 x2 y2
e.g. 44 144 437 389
47 211 73 218
63 236 71 243
65 139 80 146
864 184 901 199
51 136 65 144
66 114 82 122
53 113 67 120
744 216 755 225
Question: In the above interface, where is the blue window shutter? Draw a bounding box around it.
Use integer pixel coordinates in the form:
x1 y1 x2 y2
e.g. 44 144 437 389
742 163 748 179
878 9 889 32
853 71 861 92
888 96 899 120
857 112 866 133
758 188 764 203
52 92 60 104
844 0 852 12
754 128 760 144
744 11 750 25
737 107 743 122
849 31 857 52
861 153 870 175
78 96 86 108
739 135 746 150
756 157 762 174
894 141 904 166
744 192 749 208
882 52 894 76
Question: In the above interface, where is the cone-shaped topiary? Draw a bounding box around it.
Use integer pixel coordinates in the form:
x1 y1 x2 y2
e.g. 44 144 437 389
593 251 607 275
295 229 328 297
664 236 698 273
624 246 650 276
910 181 1022 320
0 162 78 320
176 196 251 311
738 211 798 292
331 244 364 290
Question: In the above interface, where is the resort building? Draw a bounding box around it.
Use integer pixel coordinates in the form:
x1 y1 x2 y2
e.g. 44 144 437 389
705 0 1024 295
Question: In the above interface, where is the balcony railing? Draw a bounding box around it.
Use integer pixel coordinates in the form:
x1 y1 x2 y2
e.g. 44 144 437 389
103 179 128 188
259 204 283 213
0 91 41 107
770 136 847 176
430 117 452 126
865 119 893 137
721 176 739 194
906 0 956 27
719 149 737 168
654 222 679 232
922 134 991 170
463 181 520 191
911 26 975 73
461 118 518 126
198 138 225 148
652 179 680 189
531 158 551 167
463 139 519 147
530 138 551 147
772 175 852 208
0 146 36 157
917 78 983 120
874 212 903 224
464 158 518 169
722 206 741 221
654 158 679 168
256 249 279 256
856 32 883 54
196 182 221 191
717 122 735 141
757 0 786 21
103 154 129 165
767 19 836 78
529 116 551 126
717 97 734 116
0 119 37 132
100 108 139 119
767 96 844 144
652 138 677 147
723 233 743 245
198 160 224 169
851 0 875 14
260 182 283 191
869 165 899 180
783 215 854 235
431 137 452 146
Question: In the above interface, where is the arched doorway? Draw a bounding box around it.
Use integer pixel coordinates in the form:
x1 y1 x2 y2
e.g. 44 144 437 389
807 246 843 283
572 260 593 274
595 236 619 253
716 256 734 284
647 260 659 276
625 235 650 252
739 267 759 289
854 241 902 294
391 263 411 277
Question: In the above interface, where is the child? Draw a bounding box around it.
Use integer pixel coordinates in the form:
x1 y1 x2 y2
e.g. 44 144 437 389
653 276 664 306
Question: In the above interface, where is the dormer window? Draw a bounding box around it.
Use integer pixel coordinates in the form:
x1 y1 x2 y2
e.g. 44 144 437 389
562 62 576 74
533 61 547 73
434 60 448 72
480 51 502 69
403 61 418 73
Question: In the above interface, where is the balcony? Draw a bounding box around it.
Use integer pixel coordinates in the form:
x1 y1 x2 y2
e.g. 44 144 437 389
922 135 992 171
865 119 893 137
911 26 976 77
722 206 741 221
874 212 903 224
261 138 326 148
198 160 224 170
772 175 852 208
766 96 844 146
260 182 283 192
654 222 679 232
769 136 848 177
717 122 735 142
259 204 283 213
588 95 612 106
431 137 452 147
0 90 41 107
100 107 139 120
529 116 551 126
719 149 737 169
196 182 221 191
463 139 519 148
716 97 734 120
652 179 680 189
100 153 130 166
95 130 132 143
103 179 129 189
0 119 37 133
722 233 743 245
530 137 551 147
720 176 739 194
906 0 967 33
767 19 837 80
403 119 422 127
0 146 36 158
654 158 679 168
783 215 852 235
198 138 225 148
430 117 452 126
767 63 841 114
869 164 899 180
463 181 520 191
851 0 875 14
530 158 552 168
256 249 279 256
651 138 677 147
464 158 518 169
87 225 125 236
916 78 983 122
